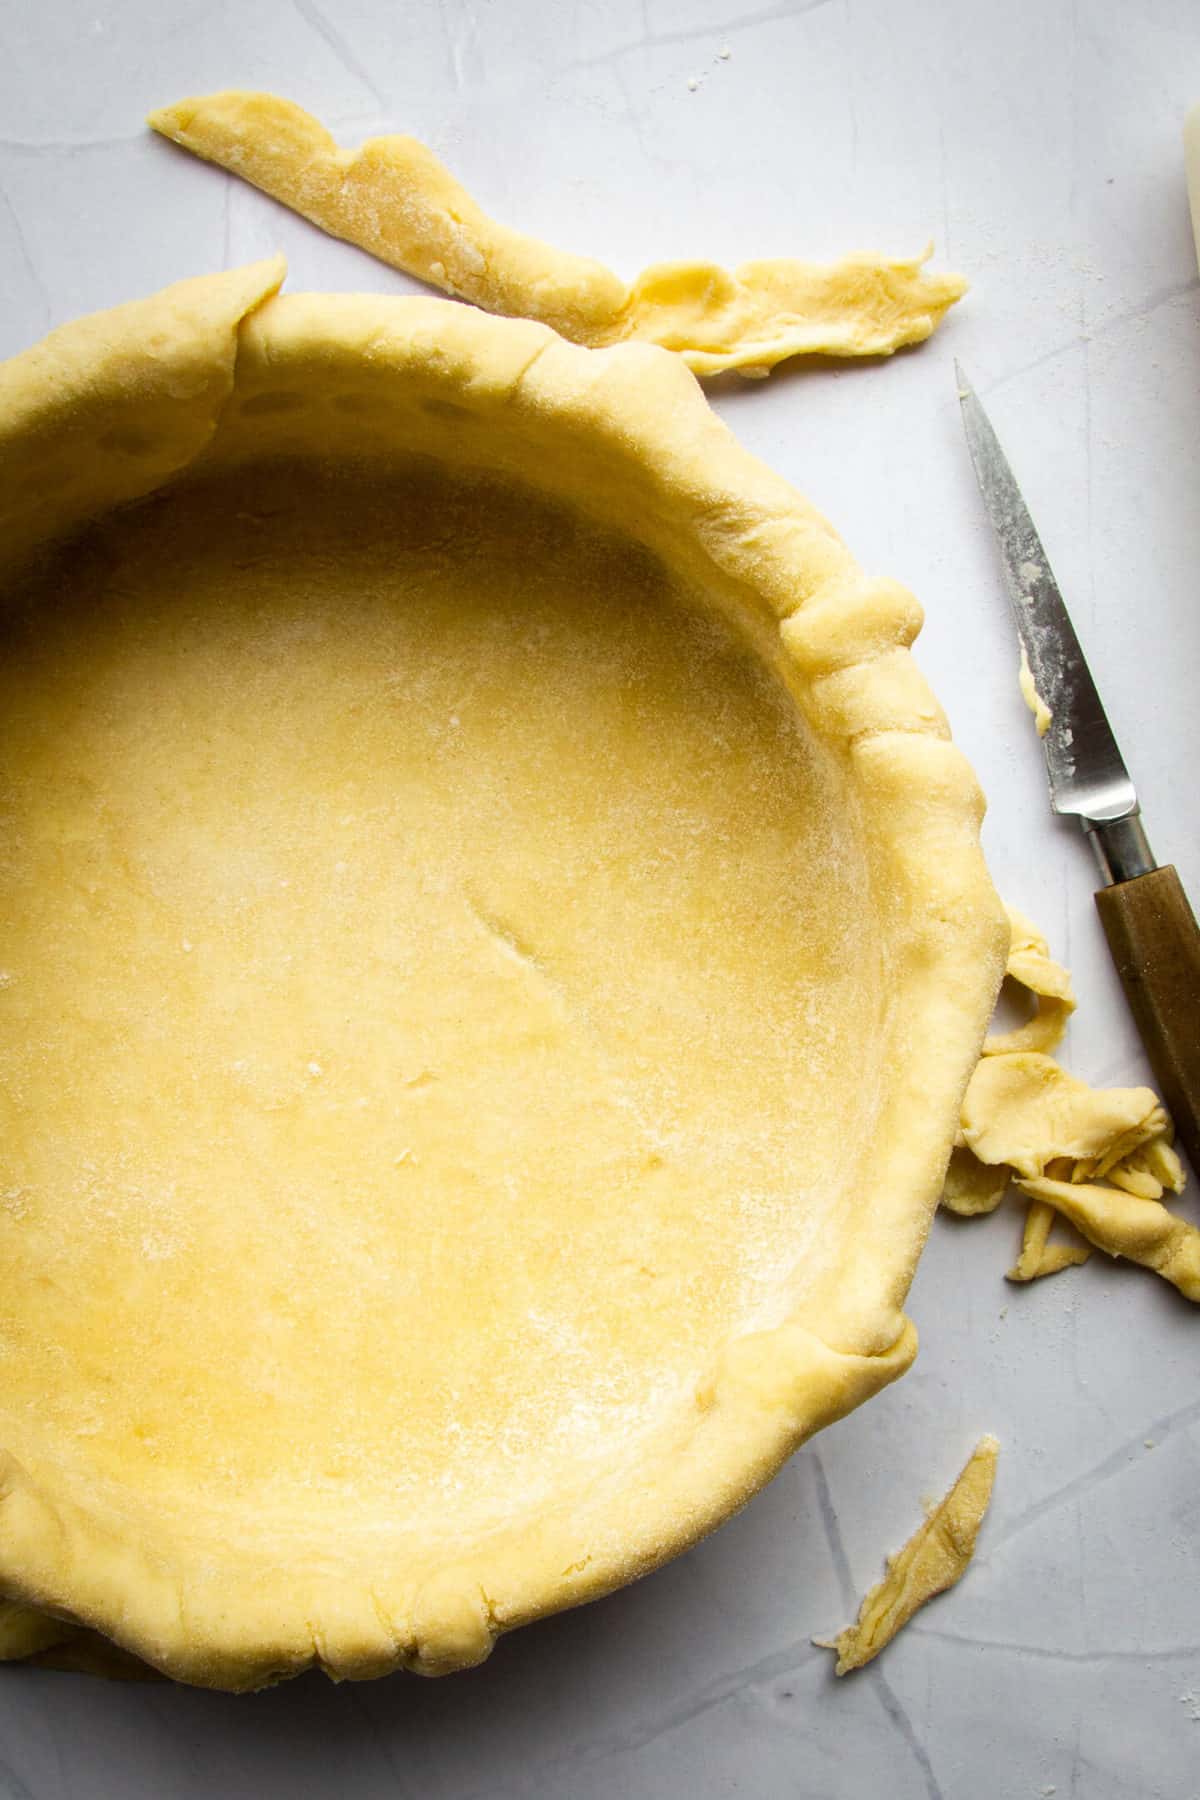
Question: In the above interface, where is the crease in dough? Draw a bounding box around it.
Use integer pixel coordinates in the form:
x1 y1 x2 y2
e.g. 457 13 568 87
0 1599 158 1680
0 1597 76 1659
941 905 1191 1297
147 91 967 377
816 1435 998 1675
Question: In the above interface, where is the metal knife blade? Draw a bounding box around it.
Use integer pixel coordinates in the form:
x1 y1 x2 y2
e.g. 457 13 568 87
955 360 1200 1176
1185 103 1200 276
954 362 1154 884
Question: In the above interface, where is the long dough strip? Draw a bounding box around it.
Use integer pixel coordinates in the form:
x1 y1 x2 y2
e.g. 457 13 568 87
818 1436 998 1675
148 91 967 377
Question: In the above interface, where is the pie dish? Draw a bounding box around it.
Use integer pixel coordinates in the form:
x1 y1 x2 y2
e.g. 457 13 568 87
0 259 1007 1689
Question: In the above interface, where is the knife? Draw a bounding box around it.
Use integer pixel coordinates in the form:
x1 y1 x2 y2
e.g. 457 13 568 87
955 361 1200 1176
1186 103 1200 277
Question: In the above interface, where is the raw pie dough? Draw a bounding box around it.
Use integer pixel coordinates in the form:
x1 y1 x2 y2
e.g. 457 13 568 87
0 261 1005 1689
941 907 1193 1295
148 92 967 377
818 1434 998 1674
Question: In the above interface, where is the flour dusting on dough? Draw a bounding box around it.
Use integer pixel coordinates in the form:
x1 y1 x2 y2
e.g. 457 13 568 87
817 1436 998 1674
148 91 967 377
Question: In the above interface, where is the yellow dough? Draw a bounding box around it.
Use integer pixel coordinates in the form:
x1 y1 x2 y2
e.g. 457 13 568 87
961 1054 1160 1180
0 263 1004 1689
148 92 967 377
1 465 892 1559
1006 1196 1091 1283
0 1599 74 1660
1017 1176 1200 1301
983 904 1074 1058
941 906 1189 1297
940 1144 1010 1218
0 1603 157 1680
1018 646 1052 738
819 1435 998 1674
1105 1134 1186 1200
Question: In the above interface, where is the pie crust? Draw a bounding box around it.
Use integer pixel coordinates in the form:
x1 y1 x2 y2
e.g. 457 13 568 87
0 260 1006 1688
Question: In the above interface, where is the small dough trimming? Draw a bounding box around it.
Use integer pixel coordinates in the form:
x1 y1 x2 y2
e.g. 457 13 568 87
818 1435 999 1675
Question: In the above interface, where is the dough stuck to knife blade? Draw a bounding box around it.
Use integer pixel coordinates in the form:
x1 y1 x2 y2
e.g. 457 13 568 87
1018 645 1052 737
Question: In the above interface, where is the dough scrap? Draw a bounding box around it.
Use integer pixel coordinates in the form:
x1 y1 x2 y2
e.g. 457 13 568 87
818 1435 998 1675
1072 1104 1171 1187
1016 1175 1200 1303
1006 1197 1091 1283
942 907 1078 1221
984 904 1074 1057
942 905 1191 1299
1108 1136 1186 1200
148 91 967 377
941 1143 1010 1218
961 1052 1160 1181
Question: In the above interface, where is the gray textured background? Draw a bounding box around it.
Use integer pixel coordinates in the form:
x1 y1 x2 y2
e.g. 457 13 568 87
2 1 1198 1793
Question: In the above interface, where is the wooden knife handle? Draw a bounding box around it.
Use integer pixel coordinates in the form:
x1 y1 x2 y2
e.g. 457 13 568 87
1095 864 1200 1177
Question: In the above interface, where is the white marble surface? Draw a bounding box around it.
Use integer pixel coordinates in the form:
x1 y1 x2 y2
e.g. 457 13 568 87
2 1 1199 1793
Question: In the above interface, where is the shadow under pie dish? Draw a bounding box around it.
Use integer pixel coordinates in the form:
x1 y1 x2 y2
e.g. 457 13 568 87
0 259 1007 1690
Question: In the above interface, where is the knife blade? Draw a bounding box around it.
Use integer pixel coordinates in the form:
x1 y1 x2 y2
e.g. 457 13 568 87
1185 102 1200 276
955 361 1200 1175
955 362 1143 851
